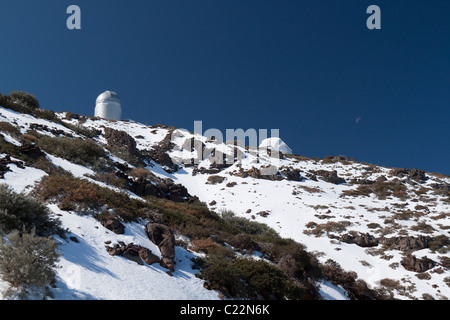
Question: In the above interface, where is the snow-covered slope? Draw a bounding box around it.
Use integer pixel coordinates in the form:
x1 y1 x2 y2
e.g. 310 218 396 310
0 104 449 300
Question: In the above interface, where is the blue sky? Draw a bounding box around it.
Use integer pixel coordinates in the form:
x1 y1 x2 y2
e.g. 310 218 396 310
0 1 449 174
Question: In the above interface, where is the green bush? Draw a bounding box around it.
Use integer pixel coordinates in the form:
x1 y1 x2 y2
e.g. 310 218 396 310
198 247 309 299
0 184 63 237
8 91 40 109
220 210 278 238
33 174 148 222
0 228 60 299
0 121 21 138
37 135 106 167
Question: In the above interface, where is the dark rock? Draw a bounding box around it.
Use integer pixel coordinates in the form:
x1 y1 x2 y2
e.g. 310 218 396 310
19 143 45 160
232 166 284 181
390 168 427 183
105 242 161 266
69 236 79 243
380 235 434 252
128 169 196 203
203 282 212 290
145 223 176 270
138 247 161 265
314 170 346 184
101 216 125 234
256 210 270 218
401 254 436 272
142 129 179 173
104 127 139 159
122 247 144 265
280 167 303 181
206 175 226 185
340 232 379 247
0 155 26 179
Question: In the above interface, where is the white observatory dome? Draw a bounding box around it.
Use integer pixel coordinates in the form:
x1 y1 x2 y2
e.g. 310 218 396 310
95 90 122 121
259 137 293 154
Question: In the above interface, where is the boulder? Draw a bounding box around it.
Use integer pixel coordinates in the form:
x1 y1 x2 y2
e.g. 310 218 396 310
101 216 125 234
314 170 346 184
380 235 433 252
401 254 436 272
145 223 176 270
122 247 144 266
105 242 161 266
206 175 226 185
104 127 139 159
390 168 427 183
138 247 161 265
280 168 303 182
143 130 179 173
340 232 379 247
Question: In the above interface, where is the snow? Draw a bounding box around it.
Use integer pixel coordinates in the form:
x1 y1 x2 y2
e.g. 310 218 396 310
259 137 293 154
2 161 47 194
1 105 449 300
318 280 349 300
51 205 220 300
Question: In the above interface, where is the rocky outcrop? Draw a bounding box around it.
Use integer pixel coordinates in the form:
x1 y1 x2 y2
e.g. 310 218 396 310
101 216 125 234
280 167 303 182
19 143 45 160
29 123 72 137
104 128 139 159
192 163 232 175
206 175 226 185
380 235 434 252
232 166 284 181
314 170 346 184
340 232 379 247
129 176 196 203
390 168 427 183
401 254 436 272
145 223 176 271
143 130 179 173
106 242 161 266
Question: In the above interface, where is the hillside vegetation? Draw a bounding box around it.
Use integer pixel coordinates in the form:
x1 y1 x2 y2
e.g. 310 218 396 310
0 91 449 300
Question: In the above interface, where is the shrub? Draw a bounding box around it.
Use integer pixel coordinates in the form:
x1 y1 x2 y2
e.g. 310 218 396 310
109 145 142 167
0 228 60 299
87 172 129 189
60 122 99 139
37 135 106 167
410 221 435 234
220 210 278 238
33 175 148 222
321 259 388 300
0 121 21 138
190 237 220 253
198 248 310 299
129 167 153 180
303 221 351 237
428 235 450 253
342 181 408 200
0 184 63 237
8 91 40 109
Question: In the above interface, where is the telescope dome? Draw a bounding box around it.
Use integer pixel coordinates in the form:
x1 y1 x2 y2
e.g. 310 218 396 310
95 90 122 121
